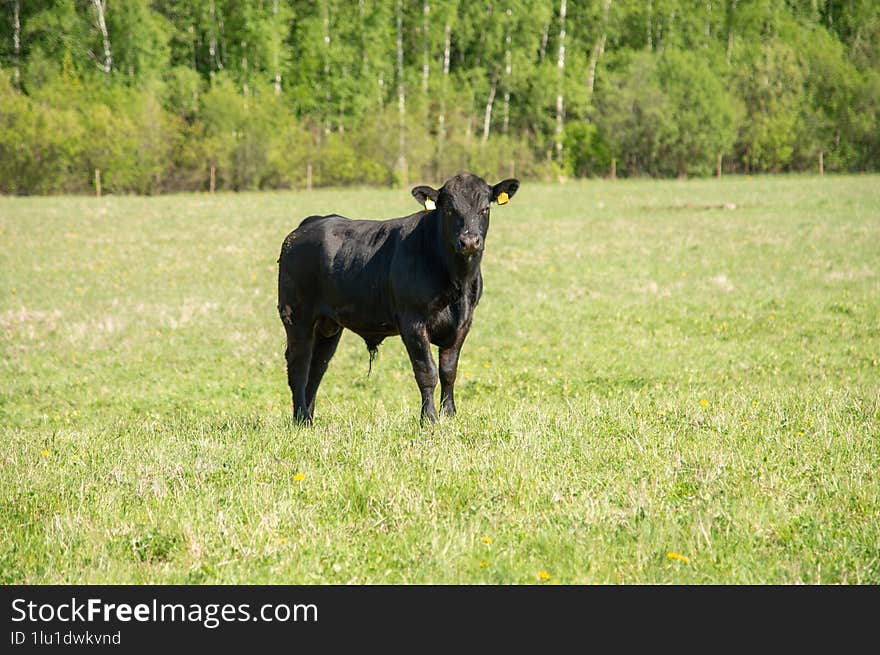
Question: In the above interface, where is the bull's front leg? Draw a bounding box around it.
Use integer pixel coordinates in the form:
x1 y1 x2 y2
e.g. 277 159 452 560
439 345 461 417
399 321 439 424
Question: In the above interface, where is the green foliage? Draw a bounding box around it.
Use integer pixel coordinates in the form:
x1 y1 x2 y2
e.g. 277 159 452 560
655 49 737 176
0 0 878 193
597 49 736 177
597 52 678 177
0 71 84 194
563 121 610 177
732 40 804 172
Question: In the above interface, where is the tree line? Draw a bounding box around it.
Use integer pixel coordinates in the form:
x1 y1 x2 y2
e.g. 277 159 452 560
1 0 878 194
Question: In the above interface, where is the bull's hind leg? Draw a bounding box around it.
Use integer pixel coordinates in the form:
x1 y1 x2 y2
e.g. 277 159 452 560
305 328 342 418
284 320 316 424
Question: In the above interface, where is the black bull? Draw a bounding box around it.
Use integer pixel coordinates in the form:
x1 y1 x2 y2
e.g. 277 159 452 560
277 172 520 424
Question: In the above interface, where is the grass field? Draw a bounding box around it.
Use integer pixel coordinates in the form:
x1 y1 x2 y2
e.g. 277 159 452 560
1 175 879 584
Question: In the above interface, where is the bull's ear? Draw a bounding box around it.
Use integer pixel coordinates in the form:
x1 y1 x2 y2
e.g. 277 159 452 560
492 179 520 205
412 185 439 210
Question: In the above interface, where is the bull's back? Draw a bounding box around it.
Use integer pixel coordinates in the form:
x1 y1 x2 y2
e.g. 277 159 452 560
278 214 406 328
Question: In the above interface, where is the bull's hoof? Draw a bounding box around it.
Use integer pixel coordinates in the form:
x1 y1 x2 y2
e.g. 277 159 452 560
420 411 439 425
293 410 313 426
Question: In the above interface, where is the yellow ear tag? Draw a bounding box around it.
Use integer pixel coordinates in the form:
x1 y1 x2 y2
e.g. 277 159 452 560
424 198 436 210
497 191 509 205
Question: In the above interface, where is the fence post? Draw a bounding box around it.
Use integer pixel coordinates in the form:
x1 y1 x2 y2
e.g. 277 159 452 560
716 154 722 179
818 151 824 176
209 165 216 193
307 163 313 191
95 168 101 198
610 158 616 180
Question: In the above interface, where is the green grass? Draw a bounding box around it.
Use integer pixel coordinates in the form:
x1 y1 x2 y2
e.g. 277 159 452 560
1 175 879 584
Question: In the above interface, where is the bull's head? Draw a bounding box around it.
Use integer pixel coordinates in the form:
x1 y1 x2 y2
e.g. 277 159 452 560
412 173 519 259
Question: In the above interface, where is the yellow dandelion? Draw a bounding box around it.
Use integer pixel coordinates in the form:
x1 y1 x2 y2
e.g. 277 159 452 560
700 399 709 407
293 473 306 482
807 417 814 424
769 314 775 321
40 450 49 457
479 561 490 569
797 431 804 437
742 420 749 427
537 570 551 581
483 362 490 369
480 536 493 545
752 401 759 407
667 551 690 564
555 371 561 377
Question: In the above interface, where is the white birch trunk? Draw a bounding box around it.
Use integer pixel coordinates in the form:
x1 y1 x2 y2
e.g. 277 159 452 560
273 0 281 95
217 9 226 69
378 71 385 109
396 0 407 184
422 3 430 95
586 0 612 100
241 44 249 111
323 1 331 133
208 0 220 72
587 34 605 98
481 78 497 147
437 23 451 167
502 26 511 134
422 2 431 130
646 0 653 50
539 23 549 62
554 0 567 164
92 0 112 74
12 0 20 87
705 1 712 44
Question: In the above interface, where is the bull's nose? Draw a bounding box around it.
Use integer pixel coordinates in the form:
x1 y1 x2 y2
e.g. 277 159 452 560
458 235 483 253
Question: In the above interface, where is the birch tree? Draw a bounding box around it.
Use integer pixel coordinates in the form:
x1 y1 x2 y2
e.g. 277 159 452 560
273 0 282 94
422 2 430 95
587 0 613 102
437 21 451 166
92 0 112 74
554 0 567 164
481 76 497 146
207 0 222 72
502 23 512 134
323 0 331 133
396 0 407 184
12 0 20 87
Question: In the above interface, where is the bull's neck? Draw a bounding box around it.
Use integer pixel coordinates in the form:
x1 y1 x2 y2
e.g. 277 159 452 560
432 211 482 283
